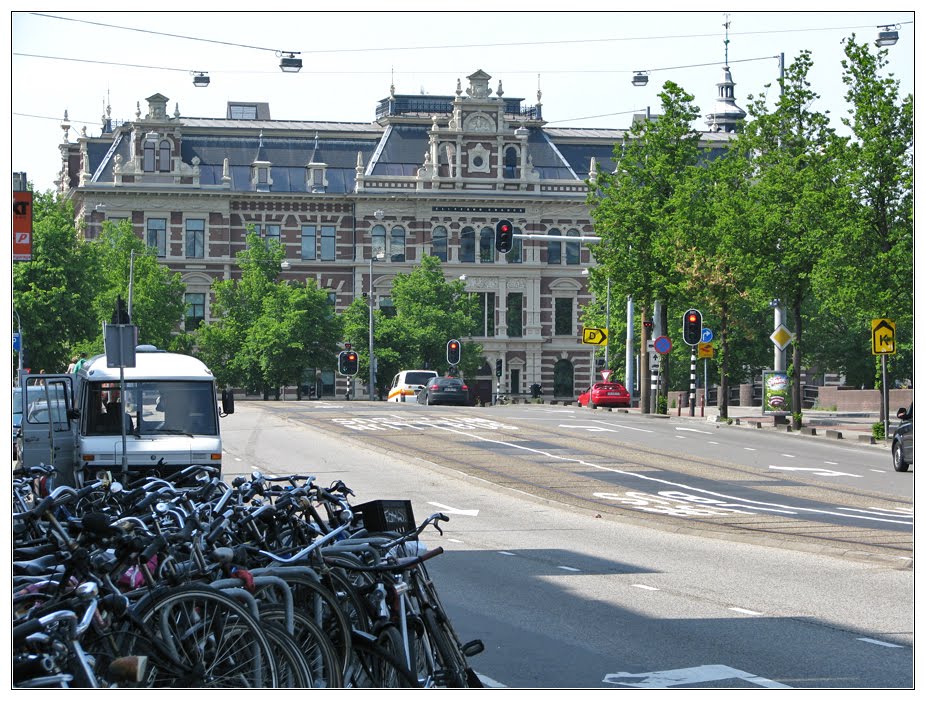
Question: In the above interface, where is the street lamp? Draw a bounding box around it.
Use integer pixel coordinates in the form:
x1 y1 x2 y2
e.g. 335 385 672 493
368 249 385 400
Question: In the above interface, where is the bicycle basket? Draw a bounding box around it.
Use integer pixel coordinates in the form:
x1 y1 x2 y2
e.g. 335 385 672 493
354 499 415 533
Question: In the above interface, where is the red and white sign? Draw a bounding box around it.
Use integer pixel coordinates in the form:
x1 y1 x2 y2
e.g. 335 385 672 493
13 191 33 262
601 370 613 382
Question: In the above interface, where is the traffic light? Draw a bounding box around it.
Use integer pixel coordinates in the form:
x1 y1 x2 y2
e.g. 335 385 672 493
495 219 513 253
682 308 702 346
338 350 359 375
447 339 461 366
495 359 503 377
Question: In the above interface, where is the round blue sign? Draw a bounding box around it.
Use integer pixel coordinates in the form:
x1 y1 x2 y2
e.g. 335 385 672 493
653 335 672 355
701 328 713 343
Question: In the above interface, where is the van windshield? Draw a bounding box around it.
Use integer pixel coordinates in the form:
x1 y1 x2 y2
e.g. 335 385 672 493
84 381 218 436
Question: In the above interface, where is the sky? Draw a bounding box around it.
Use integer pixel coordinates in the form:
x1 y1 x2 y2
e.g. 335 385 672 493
8 6 916 195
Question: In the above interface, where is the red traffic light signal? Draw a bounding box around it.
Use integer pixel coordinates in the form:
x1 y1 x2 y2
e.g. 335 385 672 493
338 350 359 375
447 339 461 365
495 220 514 253
682 308 702 346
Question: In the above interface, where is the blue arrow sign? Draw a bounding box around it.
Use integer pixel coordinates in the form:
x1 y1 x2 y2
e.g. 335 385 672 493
701 328 713 343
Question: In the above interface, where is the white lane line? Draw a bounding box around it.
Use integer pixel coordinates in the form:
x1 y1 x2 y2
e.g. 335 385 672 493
781 453 795 458
729 607 763 616
858 637 904 648
498 551 515 556
446 538 465 544
708 441 719 445
632 584 660 591
744 447 757 451
557 566 581 572
825 461 839 465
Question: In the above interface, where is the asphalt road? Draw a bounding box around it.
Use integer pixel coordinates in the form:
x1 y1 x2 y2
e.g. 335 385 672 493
219 400 914 689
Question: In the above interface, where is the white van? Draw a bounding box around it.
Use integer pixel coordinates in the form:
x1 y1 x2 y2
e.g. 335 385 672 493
388 370 439 402
17 345 233 487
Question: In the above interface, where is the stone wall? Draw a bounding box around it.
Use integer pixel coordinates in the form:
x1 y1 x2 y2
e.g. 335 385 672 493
815 387 913 412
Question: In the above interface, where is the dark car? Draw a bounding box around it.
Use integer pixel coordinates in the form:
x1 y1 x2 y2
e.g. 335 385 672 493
892 403 913 472
577 382 631 409
417 377 470 406
13 387 22 459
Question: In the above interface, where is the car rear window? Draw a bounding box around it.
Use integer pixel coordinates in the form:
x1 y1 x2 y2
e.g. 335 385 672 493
405 372 437 386
597 383 625 391
438 379 463 388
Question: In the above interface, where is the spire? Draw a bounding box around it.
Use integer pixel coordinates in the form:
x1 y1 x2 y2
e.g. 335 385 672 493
705 14 746 133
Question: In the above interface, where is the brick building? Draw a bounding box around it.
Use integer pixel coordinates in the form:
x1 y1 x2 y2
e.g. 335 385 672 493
59 69 733 401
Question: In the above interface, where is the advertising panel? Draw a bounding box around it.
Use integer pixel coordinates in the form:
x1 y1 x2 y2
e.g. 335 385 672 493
762 371 791 416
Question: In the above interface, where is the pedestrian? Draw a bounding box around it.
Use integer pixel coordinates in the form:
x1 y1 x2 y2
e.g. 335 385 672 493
66 355 78 373
73 352 88 374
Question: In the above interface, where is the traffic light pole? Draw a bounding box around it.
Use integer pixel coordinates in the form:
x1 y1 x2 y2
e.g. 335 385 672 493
689 347 697 417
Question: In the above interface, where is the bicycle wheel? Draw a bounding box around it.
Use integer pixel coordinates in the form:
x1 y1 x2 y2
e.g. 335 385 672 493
422 606 469 688
347 630 420 688
261 606 343 688
261 620 315 688
115 584 279 688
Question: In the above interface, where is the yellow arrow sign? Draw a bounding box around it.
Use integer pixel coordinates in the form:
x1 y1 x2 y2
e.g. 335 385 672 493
582 327 608 345
871 318 896 355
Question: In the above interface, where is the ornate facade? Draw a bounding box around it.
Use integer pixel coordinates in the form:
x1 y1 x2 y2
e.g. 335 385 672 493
60 69 733 402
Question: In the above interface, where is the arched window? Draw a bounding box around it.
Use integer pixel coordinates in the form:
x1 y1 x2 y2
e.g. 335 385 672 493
479 226 494 263
390 226 406 262
460 227 475 263
553 359 574 398
565 228 580 265
371 224 386 259
143 142 156 172
503 146 519 179
158 140 171 172
431 226 448 262
547 228 562 265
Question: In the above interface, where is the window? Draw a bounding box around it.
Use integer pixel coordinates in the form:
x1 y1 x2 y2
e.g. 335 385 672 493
321 225 336 261
301 225 317 260
147 218 167 257
503 146 519 179
143 142 156 172
185 293 206 331
555 298 574 336
460 227 475 263
263 224 281 246
471 292 496 337
547 228 562 264
379 296 396 318
506 292 523 337
371 225 386 259
229 104 258 119
185 219 205 258
506 228 523 264
565 228 580 265
479 227 494 263
258 168 269 185
390 226 406 262
158 140 171 172
431 226 448 262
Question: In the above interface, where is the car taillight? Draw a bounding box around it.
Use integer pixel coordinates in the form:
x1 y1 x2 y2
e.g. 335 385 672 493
429 384 439 390
461 385 468 391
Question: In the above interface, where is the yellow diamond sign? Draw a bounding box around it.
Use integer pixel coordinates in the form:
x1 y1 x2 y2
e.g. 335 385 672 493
770 325 793 351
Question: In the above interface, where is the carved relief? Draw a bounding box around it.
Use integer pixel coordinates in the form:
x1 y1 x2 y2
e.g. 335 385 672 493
464 113 494 133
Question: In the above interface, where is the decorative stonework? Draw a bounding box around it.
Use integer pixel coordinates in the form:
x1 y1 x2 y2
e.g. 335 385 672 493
466 143 491 173
464 113 495 133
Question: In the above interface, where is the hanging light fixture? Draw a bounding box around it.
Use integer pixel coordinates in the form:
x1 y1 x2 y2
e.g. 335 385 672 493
279 52 303 73
632 72 649 87
192 72 210 87
875 25 899 47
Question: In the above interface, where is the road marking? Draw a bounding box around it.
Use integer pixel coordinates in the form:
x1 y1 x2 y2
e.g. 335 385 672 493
825 461 839 465
604 665 791 689
421 425 911 526
769 464 860 478
427 501 479 517
632 584 660 591
729 607 763 616
498 551 515 556
744 447 756 451
708 441 719 445
557 566 581 572
675 427 714 435
858 637 903 649
447 538 465 544
781 453 795 458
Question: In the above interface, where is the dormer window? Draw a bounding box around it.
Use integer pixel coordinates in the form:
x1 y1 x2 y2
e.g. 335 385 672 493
143 138 172 173
307 163 328 193
159 140 171 172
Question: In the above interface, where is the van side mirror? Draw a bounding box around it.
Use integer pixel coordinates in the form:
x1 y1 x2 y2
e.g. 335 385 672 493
221 388 235 416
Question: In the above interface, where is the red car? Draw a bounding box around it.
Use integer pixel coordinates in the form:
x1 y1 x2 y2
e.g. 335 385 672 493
577 382 631 409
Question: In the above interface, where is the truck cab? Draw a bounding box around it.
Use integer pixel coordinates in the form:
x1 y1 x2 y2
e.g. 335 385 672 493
17 346 232 486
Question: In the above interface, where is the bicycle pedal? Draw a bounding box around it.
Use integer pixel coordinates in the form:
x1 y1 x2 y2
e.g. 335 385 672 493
461 639 484 657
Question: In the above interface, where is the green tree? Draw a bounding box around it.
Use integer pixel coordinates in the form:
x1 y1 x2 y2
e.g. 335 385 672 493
87 219 187 352
12 191 102 374
737 51 854 426
588 81 703 411
815 35 913 391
